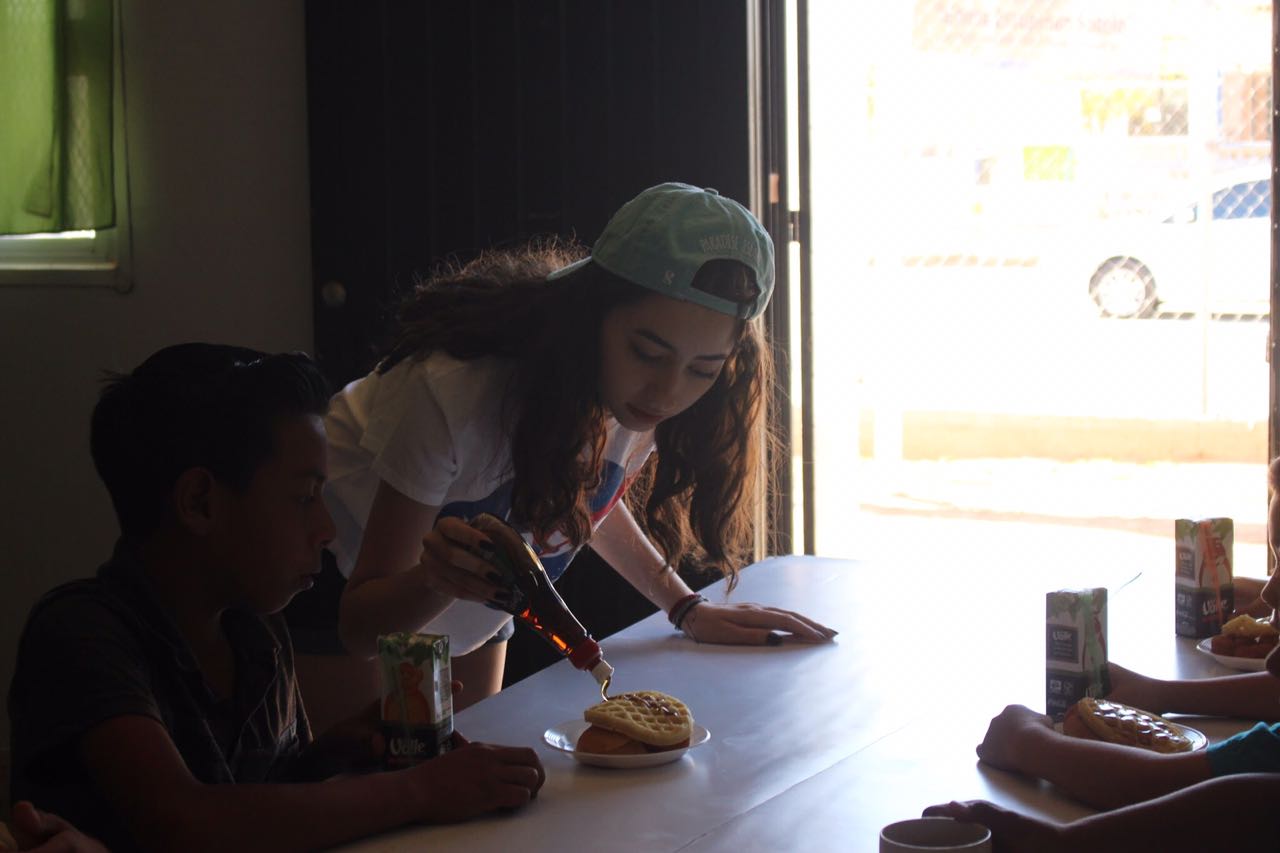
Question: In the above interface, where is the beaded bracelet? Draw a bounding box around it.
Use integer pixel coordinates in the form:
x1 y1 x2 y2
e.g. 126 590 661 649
668 593 707 631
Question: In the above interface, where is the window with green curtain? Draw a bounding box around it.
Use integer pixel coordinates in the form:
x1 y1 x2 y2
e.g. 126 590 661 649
0 0 114 236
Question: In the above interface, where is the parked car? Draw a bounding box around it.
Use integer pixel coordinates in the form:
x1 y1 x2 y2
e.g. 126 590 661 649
1086 171 1271 318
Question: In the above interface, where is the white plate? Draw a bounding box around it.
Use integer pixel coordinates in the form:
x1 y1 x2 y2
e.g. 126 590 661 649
1055 718 1209 752
1196 637 1268 672
543 719 710 768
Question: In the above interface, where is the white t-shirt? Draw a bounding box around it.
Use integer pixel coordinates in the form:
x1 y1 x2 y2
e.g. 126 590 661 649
324 353 656 656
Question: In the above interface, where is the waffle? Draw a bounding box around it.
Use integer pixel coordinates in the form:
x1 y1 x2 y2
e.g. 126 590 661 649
583 690 693 747
1068 697 1193 754
1209 615 1279 658
1222 615 1279 639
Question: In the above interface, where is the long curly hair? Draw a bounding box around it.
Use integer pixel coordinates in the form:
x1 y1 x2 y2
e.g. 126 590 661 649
379 240 773 584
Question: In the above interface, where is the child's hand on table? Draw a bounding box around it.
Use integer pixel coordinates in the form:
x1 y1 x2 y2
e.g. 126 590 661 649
409 741 546 822
973 704 1055 773
6 801 109 853
924 800 1066 853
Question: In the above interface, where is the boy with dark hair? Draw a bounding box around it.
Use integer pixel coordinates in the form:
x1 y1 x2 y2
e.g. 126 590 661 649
8 343 544 852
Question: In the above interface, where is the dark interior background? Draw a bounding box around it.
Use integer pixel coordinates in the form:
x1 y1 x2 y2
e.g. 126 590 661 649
304 0 784 685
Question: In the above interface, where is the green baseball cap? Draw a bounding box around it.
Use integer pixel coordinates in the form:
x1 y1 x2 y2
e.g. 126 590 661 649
548 182 775 320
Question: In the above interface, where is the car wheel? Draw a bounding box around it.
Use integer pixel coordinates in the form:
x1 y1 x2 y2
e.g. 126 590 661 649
1089 257 1157 318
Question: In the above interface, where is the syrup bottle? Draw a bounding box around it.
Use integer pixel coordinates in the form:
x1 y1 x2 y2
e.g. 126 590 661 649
473 514 615 694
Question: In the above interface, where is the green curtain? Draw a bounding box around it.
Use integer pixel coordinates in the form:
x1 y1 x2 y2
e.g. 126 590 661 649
0 0 114 235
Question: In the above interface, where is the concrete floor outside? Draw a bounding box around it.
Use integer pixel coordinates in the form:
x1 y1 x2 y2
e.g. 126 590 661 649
811 458 1271 601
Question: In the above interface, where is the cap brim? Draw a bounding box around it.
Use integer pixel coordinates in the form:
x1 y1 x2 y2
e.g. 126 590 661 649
546 256 592 281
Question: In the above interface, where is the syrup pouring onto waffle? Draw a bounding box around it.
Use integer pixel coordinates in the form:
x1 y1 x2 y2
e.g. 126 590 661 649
576 690 694 755
471 513 615 693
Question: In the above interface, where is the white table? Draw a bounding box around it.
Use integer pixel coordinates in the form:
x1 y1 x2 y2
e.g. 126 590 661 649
338 555 1258 852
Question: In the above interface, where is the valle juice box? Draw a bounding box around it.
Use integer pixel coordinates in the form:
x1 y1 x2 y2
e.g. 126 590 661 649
1174 518 1234 638
378 632 453 769
1046 588 1109 722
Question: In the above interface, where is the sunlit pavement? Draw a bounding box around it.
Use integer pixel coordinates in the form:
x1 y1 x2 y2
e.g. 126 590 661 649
808 458 1270 596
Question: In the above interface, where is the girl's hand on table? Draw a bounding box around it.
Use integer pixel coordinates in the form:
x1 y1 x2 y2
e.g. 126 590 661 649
680 602 836 645
974 704 1054 773
414 516 512 606
923 800 1067 853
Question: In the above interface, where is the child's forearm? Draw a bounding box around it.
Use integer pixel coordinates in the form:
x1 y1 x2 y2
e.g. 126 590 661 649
591 503 692 612
1060 773 1280 851
1008 728 1213 809
1153 671 1280 722
339 572 454 658
338 483 459 658
279 708 379 781
139 768 425 852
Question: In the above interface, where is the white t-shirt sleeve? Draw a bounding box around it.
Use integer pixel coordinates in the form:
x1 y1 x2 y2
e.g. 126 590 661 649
363 369 459 507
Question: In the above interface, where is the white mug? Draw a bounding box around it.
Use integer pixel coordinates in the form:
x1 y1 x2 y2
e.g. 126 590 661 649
879 817 992 852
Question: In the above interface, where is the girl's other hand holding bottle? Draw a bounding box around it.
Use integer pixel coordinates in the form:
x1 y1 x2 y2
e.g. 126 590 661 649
414 516 512 605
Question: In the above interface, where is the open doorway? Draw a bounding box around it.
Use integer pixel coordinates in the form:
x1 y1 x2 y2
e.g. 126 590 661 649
796 1 1273 589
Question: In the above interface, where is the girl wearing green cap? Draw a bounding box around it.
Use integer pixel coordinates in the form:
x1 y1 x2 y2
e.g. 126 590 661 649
291 183 836 717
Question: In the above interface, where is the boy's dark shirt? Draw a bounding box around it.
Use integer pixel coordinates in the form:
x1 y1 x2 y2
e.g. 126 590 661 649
8 541 313 851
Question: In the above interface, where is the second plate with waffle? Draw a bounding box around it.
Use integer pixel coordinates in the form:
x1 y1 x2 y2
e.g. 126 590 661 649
1057 697 1208 753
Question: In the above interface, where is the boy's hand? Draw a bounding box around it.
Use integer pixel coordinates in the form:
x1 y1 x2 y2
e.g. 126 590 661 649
923 800 1066 852
409 742 546 823
974 704 1054 773
9 801 109 853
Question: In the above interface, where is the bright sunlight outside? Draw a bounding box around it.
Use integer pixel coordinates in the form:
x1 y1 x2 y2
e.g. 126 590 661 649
800 0 1272 593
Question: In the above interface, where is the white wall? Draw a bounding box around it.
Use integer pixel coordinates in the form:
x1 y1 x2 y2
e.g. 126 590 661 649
0 1 313 747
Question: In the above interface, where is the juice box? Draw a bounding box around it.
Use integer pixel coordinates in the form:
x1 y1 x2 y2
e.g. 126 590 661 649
1046 588 1109 722
1174 518 1234 638
378 632 453 769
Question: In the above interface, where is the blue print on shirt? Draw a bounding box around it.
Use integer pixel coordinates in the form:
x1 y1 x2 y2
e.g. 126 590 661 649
435 481 514 527
590 461 625 513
